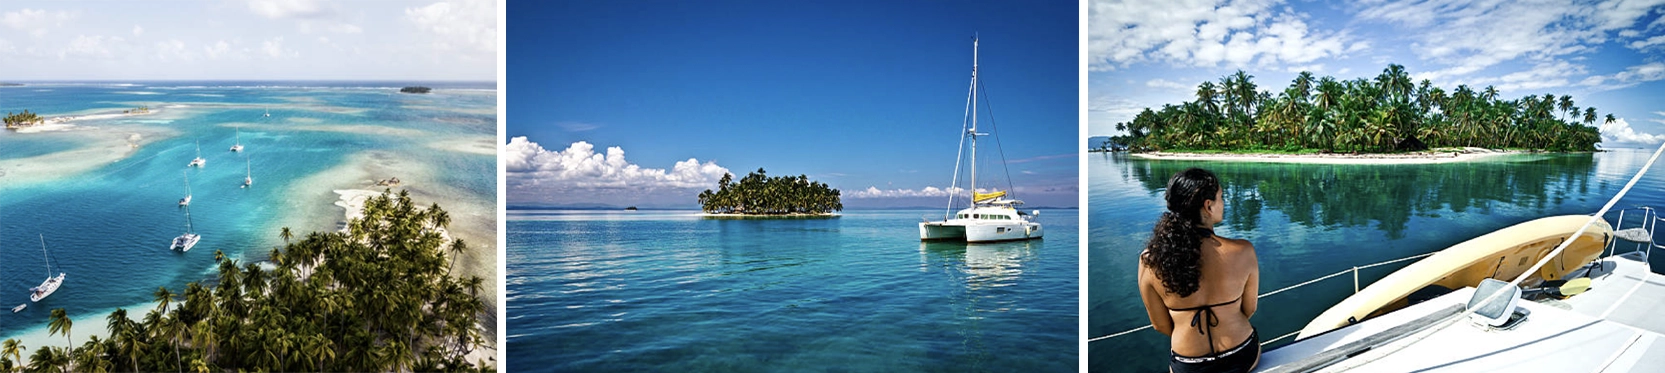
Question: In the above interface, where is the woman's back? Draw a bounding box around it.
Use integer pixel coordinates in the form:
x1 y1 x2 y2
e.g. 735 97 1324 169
1145 235 1258 356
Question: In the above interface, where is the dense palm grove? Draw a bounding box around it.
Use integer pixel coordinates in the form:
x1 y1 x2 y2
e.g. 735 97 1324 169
1 189 493 372
1109 64 1605 153
3 110 43 129
698 168 843 214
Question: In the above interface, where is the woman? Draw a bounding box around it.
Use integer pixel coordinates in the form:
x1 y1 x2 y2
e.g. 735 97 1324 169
1138 168 1260 373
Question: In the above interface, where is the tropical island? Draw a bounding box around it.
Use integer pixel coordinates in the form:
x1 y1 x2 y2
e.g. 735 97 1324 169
0 190 494 372
698 168 842 216
400 86 433 94
1109 64 1606 162
4 110 45 129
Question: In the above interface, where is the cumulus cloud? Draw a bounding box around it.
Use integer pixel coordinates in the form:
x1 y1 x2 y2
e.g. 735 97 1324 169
246 0 333 19
1601 117 1665 148
848 186 966 198
204 40 232 59
1146 78 1190 90
2 8 75 37
503 136 729 193
60 35 122 59
406 0 497 54
1089 0 1350 71
132 25 143 36
262 37 295 57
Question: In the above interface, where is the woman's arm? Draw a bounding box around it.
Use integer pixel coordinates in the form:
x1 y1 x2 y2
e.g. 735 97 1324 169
1138 257 1175 336
1241 242 1259 319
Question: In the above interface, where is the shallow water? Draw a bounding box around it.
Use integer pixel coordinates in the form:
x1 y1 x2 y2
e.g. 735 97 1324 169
507 209 1078 372
0 81 495 346
1087 149 1665 372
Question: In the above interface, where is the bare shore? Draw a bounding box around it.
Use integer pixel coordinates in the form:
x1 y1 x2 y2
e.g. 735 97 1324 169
1129 148 1540 165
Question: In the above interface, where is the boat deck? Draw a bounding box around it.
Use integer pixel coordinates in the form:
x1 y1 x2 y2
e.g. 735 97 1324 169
1257 250 1665 372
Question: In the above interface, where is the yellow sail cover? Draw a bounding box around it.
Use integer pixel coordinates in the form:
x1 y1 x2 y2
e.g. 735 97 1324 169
973 190 1006 203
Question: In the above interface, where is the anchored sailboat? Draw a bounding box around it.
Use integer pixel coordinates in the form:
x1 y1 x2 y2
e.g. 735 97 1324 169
242 156 252 188
29 234 64 303
230 126 244 152
918 37 1042 243
179 170 193 206
188 140 205 167
172 205 201 252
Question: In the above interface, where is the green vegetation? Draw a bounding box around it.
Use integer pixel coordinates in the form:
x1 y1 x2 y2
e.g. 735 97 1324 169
1111 64 1604 153
123 106 150 114
698 168 843 215
4 110 44 129
0 189 493 372
400 86 433 94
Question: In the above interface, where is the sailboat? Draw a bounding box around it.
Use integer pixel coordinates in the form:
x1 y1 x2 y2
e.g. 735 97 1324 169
264 107 271 118
172 205 201 252
918 37 1043 243
188 140 205 167
29 234 65 302
230 126 244 152
179 170 193 206
242 156 252 188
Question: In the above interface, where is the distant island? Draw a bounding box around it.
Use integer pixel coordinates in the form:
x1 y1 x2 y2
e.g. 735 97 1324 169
3 109 44 129
698 168 842 216
0 83 22 87
400 86 433 94
1112 64 1604 155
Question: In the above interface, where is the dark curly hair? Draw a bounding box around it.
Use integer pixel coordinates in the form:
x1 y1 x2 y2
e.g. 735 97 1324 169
1142 168 1220 297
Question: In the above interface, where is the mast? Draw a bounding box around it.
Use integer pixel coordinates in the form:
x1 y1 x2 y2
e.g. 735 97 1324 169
969 36 979 202
184 170 191 195
39 234 48 277
185 206 195 234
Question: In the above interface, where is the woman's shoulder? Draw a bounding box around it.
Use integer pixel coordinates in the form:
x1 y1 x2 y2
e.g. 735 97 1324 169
1214 236 1257 254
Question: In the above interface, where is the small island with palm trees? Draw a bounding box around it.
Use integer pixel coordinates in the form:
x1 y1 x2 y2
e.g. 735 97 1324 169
697 168 842 218
1108 64 1607 164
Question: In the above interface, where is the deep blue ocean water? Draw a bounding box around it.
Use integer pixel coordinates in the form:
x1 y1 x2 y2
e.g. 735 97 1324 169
1087 149 1665 372
0 81 495 345
507 209 1078 372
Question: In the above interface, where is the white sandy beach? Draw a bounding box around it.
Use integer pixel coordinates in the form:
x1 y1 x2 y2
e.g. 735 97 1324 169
0 125 177 190
1129 148 1536 165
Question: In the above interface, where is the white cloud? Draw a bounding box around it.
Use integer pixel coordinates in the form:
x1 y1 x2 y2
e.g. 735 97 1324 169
1628 34 1665 49
2 8 75 37
1580 61 1665 90
1453 60 1586 93
60 35 121 59
154 39 193 62
503 137 730 191
246 0 332 19
204 40 232 59
262 37 295 57
848 186 966 198
406 0 497 54
1146 78 1190 90
1089 0 1350 71
1601 117 1665 147
330 23 362 34
132 25 143 36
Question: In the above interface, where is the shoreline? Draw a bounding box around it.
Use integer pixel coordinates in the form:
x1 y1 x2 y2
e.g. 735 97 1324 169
699 212 841 219
1128 148 1551 165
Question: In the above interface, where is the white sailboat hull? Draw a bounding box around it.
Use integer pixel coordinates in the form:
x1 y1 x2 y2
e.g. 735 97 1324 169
172 233 200 252
29 273 64 302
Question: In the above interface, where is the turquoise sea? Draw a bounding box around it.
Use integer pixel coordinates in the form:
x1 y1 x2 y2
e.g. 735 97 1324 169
507 209 1078 372
0 81 496 347
1087 149 1665 372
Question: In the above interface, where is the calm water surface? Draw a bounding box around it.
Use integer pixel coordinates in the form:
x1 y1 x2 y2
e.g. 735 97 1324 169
508 209 1078 372
1088 149 1665 372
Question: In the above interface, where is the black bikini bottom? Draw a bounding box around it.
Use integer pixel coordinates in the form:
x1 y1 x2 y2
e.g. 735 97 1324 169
1169 328 1259 373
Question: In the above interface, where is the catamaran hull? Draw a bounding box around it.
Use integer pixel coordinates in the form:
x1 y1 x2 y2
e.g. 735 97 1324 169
920 221 1043 243
1297 215 1612 339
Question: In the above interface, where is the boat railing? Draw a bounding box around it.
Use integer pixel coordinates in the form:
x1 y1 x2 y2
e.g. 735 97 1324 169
1091 206 1664 346
1087 250 1437 345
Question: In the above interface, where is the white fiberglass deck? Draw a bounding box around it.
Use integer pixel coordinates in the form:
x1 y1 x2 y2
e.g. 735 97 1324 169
1257 250 1665 372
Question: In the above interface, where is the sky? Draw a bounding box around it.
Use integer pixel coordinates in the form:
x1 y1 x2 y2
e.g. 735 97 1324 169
506 0 1079 209
0 0 497 81
1089 0 1665 149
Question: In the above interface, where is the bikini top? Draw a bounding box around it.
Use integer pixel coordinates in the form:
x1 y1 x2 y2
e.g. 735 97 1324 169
1170 295 1242 356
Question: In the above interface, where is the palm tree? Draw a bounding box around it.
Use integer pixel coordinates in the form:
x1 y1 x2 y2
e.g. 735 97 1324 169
48 308 72 354
2 339 23 373
280 227 294 244
447 239 468 276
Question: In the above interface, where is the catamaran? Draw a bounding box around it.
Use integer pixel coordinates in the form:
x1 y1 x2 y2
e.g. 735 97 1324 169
918 37 1042 243
172 205 201 252
188 140 205 167
179 170 193 206
230 126 244 152
29 234 64 303
242 156 252 188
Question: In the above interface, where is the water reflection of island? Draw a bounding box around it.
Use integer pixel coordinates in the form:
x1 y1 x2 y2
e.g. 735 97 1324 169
1108 152 1599 238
